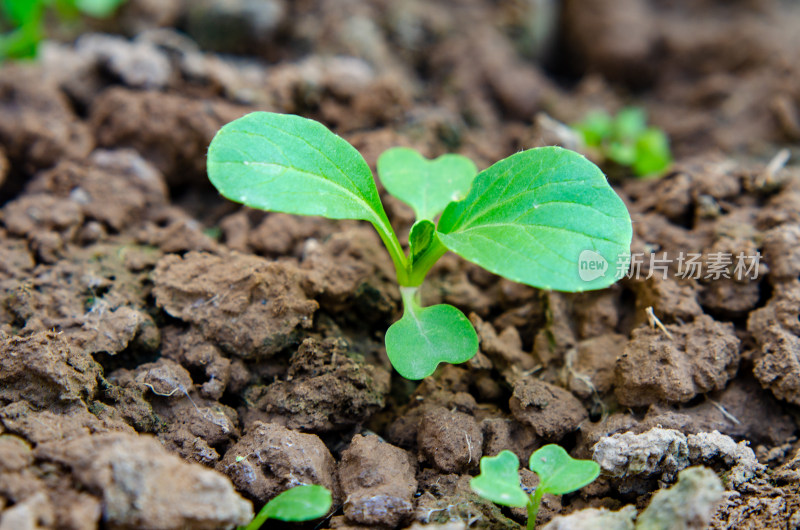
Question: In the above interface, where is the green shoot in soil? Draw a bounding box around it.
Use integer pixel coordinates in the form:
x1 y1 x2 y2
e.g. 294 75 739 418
0 0 125 60
470 446 600 530
239 484 332 530
573 107 672 177
207 111 632 380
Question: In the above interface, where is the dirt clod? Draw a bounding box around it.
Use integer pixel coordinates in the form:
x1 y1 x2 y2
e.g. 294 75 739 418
509 376 588 441
36 432 252 529
244 337 391 431
0 331 100 408
339 434 417 527
153 251 318 359
749 280 800 405
418 406 483 473
218 421 337 505
615 315 740 406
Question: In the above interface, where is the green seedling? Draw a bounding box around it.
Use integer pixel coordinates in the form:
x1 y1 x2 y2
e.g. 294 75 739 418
470 446 600 530
0 0 125 60
239 484 332 530
573 107 672 177
207 112 632 379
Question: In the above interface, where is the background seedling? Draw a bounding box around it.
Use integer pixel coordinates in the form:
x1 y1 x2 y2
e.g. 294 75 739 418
207 111 632 380
239 484 332 530
573 107 672 177
470 446 600 529
0 0 125 60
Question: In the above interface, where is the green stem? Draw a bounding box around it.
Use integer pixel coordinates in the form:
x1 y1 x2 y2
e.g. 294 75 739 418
239 507 270 530
527 488 544 530
399 285 422 315
405 235 448 287
371 219 411 285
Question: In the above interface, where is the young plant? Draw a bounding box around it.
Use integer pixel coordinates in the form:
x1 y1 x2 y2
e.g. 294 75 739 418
572 107 672 177
470 446 600 530
207 112 632 379
239 484 332 530
0 0 126 60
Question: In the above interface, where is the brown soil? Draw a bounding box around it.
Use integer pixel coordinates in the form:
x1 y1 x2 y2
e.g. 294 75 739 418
2 1 800 529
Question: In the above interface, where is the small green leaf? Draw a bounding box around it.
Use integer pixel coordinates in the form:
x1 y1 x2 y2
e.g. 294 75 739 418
613 107 647 140
529 444 600 496
385 287 478 380
574 111 612 147
74 0 126 17
409 219 435 263
633 128 672 177
470 450 529 507
264 484 332 522
607 141 637 167
377 147 477 221
437 147 632 292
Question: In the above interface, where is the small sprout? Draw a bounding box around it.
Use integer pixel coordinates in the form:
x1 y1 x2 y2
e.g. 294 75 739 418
0 0 126 61
207 112 632 380
239 484 332 530
470 446 600 530
573 107 672 178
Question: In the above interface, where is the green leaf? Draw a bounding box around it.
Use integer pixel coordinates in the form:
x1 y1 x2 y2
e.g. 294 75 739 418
437 146 632 292
241 485 332 530
409 219 435 263
207 112 408 282
264 484 332 522
633 128 672 177
377 147 477 221
0 24 41 60
74 0 125 17
385 287 478 380
208 112 389 224
606 141 636 167
1 0 43 26
613 107 647 140
573 111 612 147
470 450 529 508
528 444 600 496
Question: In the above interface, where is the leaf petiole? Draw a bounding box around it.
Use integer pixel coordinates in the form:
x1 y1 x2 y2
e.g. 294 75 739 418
406 234 448 287
370 219 411 286
527 487 545 530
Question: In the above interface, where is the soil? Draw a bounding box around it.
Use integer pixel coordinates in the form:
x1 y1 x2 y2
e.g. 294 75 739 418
2 1 800 529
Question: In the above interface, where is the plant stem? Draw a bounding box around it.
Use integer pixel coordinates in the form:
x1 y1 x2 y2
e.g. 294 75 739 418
399 285 422 316
240 508 269 530
406 235 448 287
371 220 411 285
527 488 544 530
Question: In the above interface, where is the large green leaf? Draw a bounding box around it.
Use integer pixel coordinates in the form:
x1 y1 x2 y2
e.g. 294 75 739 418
377 147 477 221
470 450 529 507
208 112 391 227
529 444 600 496
385 287 478 380
437 147 631 292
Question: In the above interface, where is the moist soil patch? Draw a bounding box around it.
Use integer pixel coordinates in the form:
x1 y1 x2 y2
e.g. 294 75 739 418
2 1 800 529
